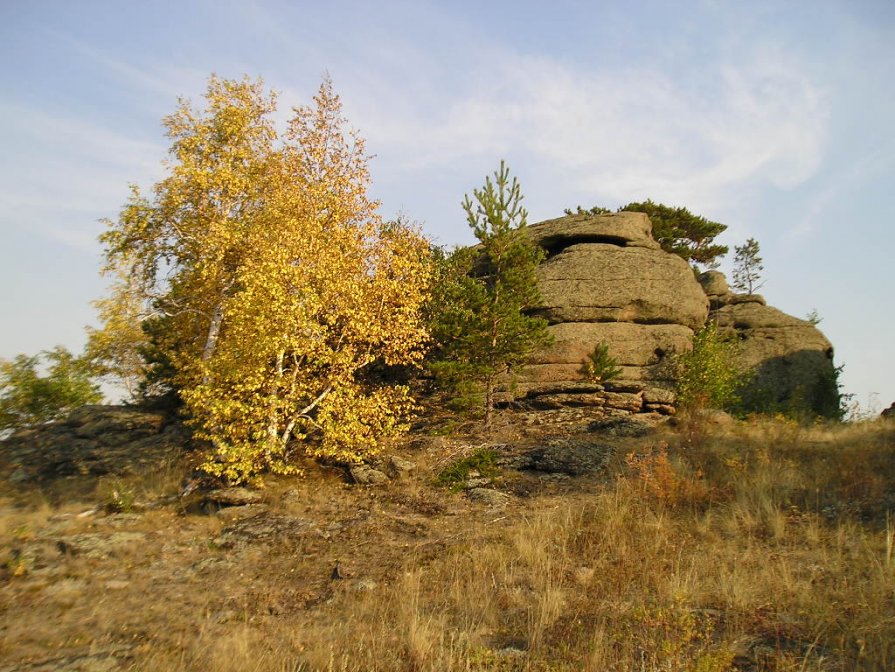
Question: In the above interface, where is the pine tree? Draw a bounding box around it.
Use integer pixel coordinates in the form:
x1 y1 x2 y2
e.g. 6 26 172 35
430 161 551 427
562 200 729 268
581 343 622 384
620 200 728 268
732 237 765 294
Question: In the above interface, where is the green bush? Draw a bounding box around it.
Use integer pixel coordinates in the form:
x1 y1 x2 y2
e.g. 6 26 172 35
564 205 612 216
581 342 622 384
674 323 742 412
737 363 848 422
434 447 500 490
0 347 102 431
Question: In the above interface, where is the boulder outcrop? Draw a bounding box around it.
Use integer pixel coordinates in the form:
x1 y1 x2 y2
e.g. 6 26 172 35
503 213 838 418
1 405 186 485
534 244 708 328
697 270 729 298
702 272 838 416
507 212 709 413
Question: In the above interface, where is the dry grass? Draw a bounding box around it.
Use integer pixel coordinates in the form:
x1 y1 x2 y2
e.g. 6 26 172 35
1 416 893 671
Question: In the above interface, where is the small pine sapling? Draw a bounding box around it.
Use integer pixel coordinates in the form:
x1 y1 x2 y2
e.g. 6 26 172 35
429 161 551 427
581 342 622 384
732 238 765 294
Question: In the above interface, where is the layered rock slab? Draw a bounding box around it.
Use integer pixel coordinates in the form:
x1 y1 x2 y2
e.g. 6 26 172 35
533 243 708 330
518 322 692 391
526 211 660 250
530 322 693 366
506 213 710 412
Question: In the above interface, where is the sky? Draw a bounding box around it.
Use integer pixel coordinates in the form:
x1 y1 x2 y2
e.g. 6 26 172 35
1 0 893 411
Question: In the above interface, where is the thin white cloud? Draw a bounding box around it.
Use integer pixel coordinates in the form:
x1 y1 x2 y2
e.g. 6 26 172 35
345 42 829 215
3 16 831 256
46 30 207 109
786 142 895 242
0 103 166 253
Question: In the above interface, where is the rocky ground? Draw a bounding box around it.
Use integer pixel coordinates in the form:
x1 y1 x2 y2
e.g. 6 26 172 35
0 405 661 672
2 406 893 672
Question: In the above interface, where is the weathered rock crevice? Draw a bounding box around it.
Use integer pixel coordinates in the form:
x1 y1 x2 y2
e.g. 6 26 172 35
539 234 629 258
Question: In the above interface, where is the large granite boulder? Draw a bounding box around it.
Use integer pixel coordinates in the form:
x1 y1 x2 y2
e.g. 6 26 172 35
504 213 709 412
1 405 187 485
698 270 729 298
526 211 660 250
533 244 708 329
707 277 839 416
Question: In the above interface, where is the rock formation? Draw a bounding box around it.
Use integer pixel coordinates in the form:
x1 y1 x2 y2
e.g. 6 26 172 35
501 212 839 418
0 405 186 485
507 212 708 414
528 213 708 330
700 271 839 416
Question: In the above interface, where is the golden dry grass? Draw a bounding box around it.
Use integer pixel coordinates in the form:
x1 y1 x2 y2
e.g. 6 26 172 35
1 415 893 671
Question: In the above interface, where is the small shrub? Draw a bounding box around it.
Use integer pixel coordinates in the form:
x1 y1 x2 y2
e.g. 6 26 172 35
564 205 613 216
674 322 743 412
624 442 713 508
435 447 500 490
100 477 136 513
621 599 735 672
4 548 32 578
581 342 622 384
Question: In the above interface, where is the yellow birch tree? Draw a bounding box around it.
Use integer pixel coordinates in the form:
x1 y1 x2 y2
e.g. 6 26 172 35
85 261 152 400
98 76 431 481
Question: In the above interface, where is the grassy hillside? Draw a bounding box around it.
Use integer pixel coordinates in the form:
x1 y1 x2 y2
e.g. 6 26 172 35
1 410 893 671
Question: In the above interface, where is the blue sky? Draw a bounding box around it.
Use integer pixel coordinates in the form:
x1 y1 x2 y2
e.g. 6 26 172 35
1 0 893 410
